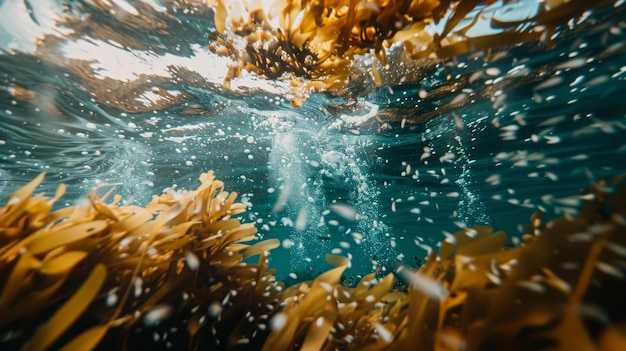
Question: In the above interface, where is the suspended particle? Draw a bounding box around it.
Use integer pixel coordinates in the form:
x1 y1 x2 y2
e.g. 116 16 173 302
556 57 587 70
319 282 333 292
448 93 468 106
374 322 393 343
453 113 464 130
596 262 625 279
464 228 478 238
237 338 250 345
583 74 609 88
544 135 561 144
545 172 559 181
397 266 446 300
143 305 173 327
208 302 223 318
469 71 484 84
295 209 307 231
329 203 358 221
106 289 118 307
134 277 143 297
414 239 433 254
534 76 564 91
442 231 456 244
508 198 520 205
485 272 502 286
516 281 547 294
538 115 566 127
485 67 501 76
184 251 199 271
453 221 467 228
485 174 501 185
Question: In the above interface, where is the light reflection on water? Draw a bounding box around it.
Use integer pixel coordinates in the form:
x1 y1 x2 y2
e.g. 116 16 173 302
1 1 626 279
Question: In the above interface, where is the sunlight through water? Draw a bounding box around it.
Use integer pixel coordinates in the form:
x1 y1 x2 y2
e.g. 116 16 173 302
1 0 626 349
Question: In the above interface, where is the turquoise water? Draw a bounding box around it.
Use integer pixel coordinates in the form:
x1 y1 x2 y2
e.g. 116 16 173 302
1 1 626 281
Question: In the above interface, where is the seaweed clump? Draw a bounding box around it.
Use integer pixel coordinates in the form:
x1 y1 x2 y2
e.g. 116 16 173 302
1 172 626 350
259 175 626 351
0 171 281 350
209 0 613 105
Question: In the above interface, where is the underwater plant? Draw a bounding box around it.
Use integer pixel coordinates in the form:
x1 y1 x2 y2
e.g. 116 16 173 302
0 171 282 350
208 0 614 105
1 171 625 350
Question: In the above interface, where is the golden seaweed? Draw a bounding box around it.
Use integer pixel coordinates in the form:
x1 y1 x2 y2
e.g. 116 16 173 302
0 171 282 349
1 171 625 350
22 264 106 351
208 0 613 105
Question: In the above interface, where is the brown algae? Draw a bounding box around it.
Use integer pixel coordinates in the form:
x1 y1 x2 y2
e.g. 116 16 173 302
1 172 625 350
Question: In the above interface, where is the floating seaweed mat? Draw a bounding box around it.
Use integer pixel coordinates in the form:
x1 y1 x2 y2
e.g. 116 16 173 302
2 173 626 350
208 0 614 105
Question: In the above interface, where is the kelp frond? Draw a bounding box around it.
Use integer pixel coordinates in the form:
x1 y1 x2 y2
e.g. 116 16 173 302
209 0 614 105
1 172 626 350
0 171 280 350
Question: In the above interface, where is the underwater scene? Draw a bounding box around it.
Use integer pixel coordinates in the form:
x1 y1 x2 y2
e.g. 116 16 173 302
1 0 626 350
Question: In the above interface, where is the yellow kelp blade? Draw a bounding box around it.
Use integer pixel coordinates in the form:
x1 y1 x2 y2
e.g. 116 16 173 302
243 239 281 258
59 324 109 351
0 250 40 313
300 304 338 351
39 251 88 275
25 220 109 255
214 0 228 33
22 264 106 351
0 172 46 228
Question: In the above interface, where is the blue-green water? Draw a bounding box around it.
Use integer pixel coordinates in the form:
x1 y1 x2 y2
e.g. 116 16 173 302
1 0 626 280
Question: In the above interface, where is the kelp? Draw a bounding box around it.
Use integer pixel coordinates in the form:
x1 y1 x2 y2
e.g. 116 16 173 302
1 172 626 350
0 171 282 350
208 0 614 105
260 174 626 351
